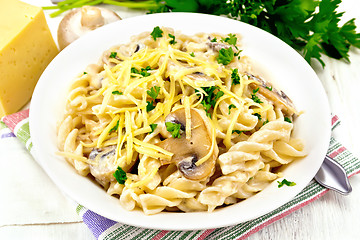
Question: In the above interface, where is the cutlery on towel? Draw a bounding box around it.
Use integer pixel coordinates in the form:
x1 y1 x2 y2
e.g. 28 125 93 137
314 155 352 195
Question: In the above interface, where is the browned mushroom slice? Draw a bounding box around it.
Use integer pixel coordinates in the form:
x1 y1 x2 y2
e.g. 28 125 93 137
247 73 297 115
156 108 218 181
57 6 121 50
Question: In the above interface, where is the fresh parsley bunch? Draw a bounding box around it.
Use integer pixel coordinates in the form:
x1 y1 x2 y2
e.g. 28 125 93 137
46 0 360 66
152 0 360 67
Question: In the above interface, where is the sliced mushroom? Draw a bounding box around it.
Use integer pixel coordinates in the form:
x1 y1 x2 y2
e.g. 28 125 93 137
156 108 218 181
57 6 121 50
247 73 297 116
88 146 117 187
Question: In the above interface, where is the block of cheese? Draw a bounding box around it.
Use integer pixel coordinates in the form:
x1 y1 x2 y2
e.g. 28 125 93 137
0 0 59 117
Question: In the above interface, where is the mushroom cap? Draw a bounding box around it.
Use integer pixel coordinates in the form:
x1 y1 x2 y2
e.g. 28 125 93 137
157 108 218 181
57 6 121 50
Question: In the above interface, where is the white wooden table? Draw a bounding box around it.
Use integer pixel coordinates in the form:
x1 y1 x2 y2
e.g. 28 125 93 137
1 1 360 239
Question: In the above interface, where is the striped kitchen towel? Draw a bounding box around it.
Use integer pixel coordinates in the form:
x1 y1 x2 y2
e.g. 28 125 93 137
1 110 359 240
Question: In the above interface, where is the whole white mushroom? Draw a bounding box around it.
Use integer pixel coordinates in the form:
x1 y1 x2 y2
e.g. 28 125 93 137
57 6 121 50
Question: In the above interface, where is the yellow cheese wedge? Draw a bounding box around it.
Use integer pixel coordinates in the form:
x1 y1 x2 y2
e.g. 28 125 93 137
0 0 59 117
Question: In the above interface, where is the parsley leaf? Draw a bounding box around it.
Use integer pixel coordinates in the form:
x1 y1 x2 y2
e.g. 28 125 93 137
131 66 152 78
253 113 262 120
284 117 292 123
109 52 117 58
232 130 242 135
251 88 263 104
113 166 127 184
231 68 241 85
151 26 163 40
112 90 123 95
221 33 237 46
216 47 234 65
165 122 182 138
277 179 296 188
109 120 119 133
190 52 195 57
149 123 158 133
198 86 224 117
146 101 156 112
147 86 160 99
265 86 272 91
168 33 177 45
228 104 236 114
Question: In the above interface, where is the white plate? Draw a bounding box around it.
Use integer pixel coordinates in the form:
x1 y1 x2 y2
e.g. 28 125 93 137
30 12 331 230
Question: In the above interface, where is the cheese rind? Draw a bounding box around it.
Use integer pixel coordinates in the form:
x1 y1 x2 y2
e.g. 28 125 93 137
0 0 59 117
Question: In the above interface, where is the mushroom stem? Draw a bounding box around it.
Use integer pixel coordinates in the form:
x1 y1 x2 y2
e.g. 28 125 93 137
81 6 105 29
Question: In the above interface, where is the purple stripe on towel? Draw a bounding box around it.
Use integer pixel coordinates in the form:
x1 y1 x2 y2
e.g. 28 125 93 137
1 132 16 139
83 210 117 238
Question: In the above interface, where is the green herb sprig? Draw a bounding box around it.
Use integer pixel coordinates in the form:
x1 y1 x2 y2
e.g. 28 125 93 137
197 86 224 117
277 179 296 188
165 122 182 138
113 166 127 184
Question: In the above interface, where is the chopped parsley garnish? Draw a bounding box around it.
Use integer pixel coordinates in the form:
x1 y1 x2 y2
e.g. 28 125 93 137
149 123 158 133
168 33 177 45
83 72 87 74
109 52 117 58
265 86 273 91
232 130 242 135
228 104 236 114
113 166 127 184
251 88 263 104
234 49 242 60
131 66 152 78
147 86 160 99
198 86 224 117
151 26 163 40
221 33 237 46
231 68 241 85
277 179 296 188
130 67 139 77
109 120 119 133
263 119 269 125
146 101 156 112
146 85 160 112
112 90 123 95
190 52 195 57
165 122 182 138
210 37 217 42
253 113 262 120
216 47 234 65
284 117 292 123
